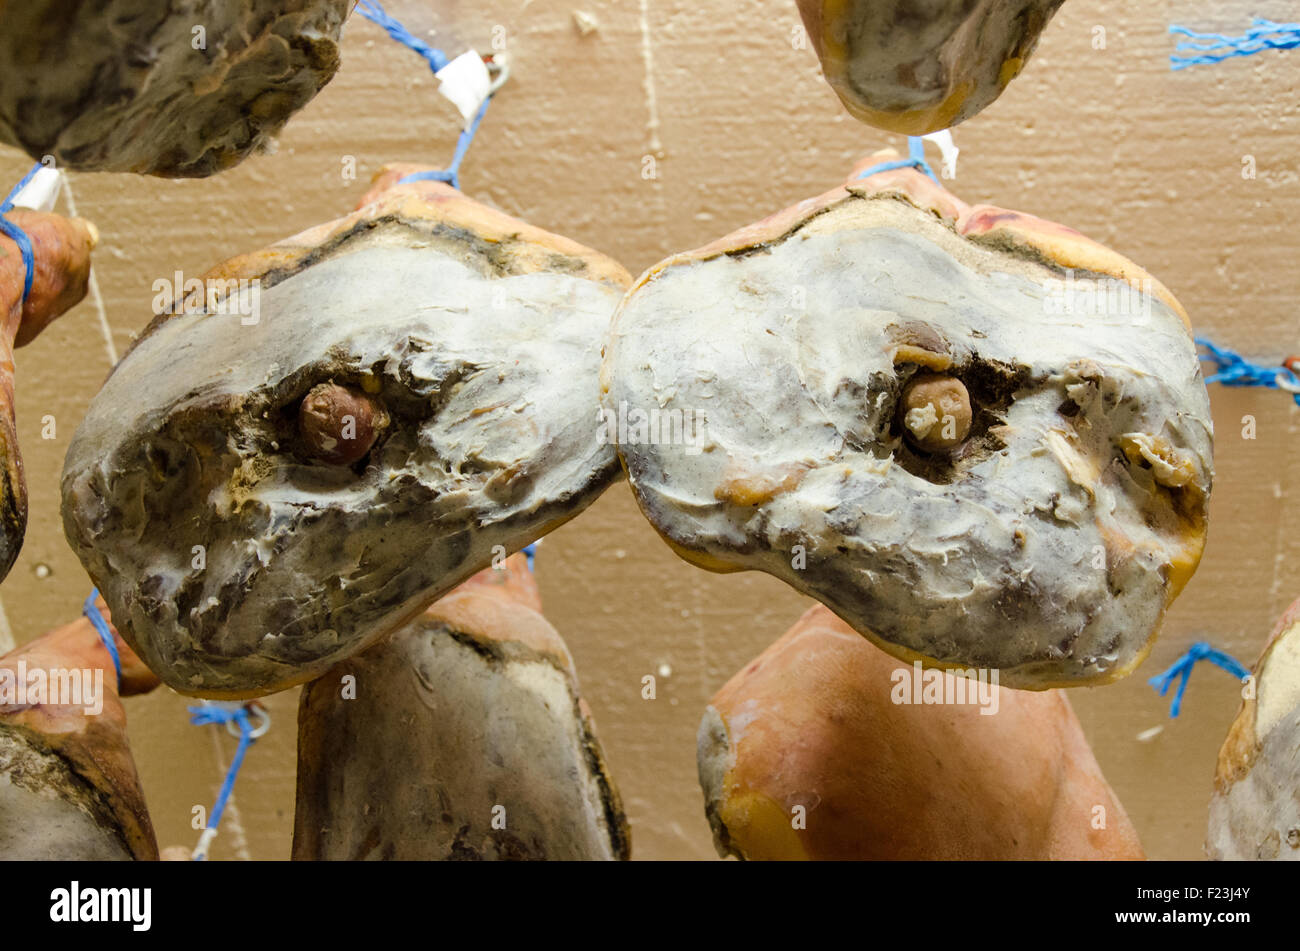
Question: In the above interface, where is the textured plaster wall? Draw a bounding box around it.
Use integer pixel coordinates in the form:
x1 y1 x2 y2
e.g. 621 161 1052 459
0 0 1297 860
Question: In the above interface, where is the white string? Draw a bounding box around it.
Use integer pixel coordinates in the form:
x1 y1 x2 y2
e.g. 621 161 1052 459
201 725 253 861
638 0 662 154
59 177 117 366
0 597 14 654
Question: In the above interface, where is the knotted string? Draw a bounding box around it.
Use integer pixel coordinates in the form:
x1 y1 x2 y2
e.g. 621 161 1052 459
1171 18 1300 69
522 540 539 572
82 588 122 690
855 137 940 185
0 163 43 302
1196 336 1300 407
1148 642 1250 717
188 701 268 860
355 0 495 190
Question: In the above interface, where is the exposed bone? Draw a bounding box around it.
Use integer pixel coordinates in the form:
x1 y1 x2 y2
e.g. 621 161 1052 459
0 208 97 581
0 599 160 860
293 554 630 860
603 151 1212 688
795 0 1064 134
0 1 350 177
62 167 630 697
699 604 1144 860
298 382 389 465
899 372 971 452
1207 598 1300 860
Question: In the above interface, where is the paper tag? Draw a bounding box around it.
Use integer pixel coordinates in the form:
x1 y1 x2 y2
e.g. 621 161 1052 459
11 165 63 211
435 51 492 124
921 130 959 180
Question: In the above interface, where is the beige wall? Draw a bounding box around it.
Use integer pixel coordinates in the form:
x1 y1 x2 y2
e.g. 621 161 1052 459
2 0 1298 860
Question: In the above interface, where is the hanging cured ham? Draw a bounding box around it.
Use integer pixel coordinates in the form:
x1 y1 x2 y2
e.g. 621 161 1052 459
603 149 1211 688
1207 597 1300 861
698 604 1144 859
795 0 1064 133
62 166 629 697
0 598 160 859
0 0 351 176
293 553 630 860
0 205 97 580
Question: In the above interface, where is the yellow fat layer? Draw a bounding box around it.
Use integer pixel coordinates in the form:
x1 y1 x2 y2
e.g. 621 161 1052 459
718 787 810 861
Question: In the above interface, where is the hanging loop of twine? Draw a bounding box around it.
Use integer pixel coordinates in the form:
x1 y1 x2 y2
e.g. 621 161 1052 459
855 137 941 185
0 163 43 302
355 0 507 190
187 701 269 860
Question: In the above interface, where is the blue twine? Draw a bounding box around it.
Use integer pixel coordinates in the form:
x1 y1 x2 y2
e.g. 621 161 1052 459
355 0 493 190
1196 336 1300 407
397 95 492 192
522 542 537 572
188 702 260 860
1171 19 1300 69
355 0 449 71
1149 641 1250 718
0 163 43 302
856 137 940 185
82 588 122 690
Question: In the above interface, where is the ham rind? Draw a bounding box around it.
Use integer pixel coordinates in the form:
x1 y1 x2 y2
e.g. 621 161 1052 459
604 151 1211 688
293 554 630 861
699 604 1144 860
62 169 628 697
0 0 350 177
0 600 160 860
